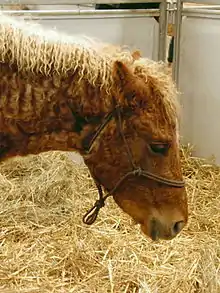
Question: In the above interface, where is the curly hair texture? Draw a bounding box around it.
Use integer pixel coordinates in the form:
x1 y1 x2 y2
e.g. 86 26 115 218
0 12 187 241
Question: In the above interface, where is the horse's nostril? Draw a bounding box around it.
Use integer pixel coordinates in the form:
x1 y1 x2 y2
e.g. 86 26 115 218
172 220 185 235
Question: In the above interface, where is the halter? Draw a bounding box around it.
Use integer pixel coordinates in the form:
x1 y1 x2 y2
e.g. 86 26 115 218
82 102 185 225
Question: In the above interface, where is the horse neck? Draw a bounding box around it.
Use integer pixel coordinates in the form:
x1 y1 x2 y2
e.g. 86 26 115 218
64 67 114 118
0 14 114 115
0 61 114 158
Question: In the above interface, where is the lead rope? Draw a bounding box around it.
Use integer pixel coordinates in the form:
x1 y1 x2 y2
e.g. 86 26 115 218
82 106 125 225
82 109 117 225
82 182 106 225
82 170 143 225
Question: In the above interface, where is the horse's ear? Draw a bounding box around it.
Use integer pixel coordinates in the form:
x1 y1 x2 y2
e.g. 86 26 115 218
132 50 141 60
113 61 132 89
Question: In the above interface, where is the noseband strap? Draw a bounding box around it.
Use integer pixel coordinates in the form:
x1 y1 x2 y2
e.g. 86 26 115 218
82 104 185 225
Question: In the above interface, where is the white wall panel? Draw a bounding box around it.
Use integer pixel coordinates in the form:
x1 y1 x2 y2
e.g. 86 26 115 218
179 16 220 163
34 16 158 60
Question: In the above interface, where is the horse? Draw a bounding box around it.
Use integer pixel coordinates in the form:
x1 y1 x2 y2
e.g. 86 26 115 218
0 12 188 241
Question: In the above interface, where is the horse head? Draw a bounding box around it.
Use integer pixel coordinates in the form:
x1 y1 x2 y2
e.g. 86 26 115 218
83 57 188 241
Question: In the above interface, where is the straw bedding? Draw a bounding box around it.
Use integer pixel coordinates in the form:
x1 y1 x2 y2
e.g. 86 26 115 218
0 145 219 293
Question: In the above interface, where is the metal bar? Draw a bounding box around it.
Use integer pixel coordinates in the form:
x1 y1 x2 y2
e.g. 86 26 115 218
167 1 175 24
183 8 220 15
182 0 219 4
14 16 162 21
173 0 183 88
183 5 220 10
158 1 168 61
1 8 159 18
182 13 220 19
0 0 166 5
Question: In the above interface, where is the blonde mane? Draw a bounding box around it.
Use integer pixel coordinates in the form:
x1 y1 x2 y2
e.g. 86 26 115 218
0 12 134 88
0 12 179 124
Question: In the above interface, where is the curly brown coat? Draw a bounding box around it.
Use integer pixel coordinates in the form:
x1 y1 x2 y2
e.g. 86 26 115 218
0 13 188 241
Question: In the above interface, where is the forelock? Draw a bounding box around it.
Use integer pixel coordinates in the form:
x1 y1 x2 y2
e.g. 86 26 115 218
132 58 180 126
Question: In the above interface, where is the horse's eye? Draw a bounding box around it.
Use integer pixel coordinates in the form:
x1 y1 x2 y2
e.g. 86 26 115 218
149 143 169 155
